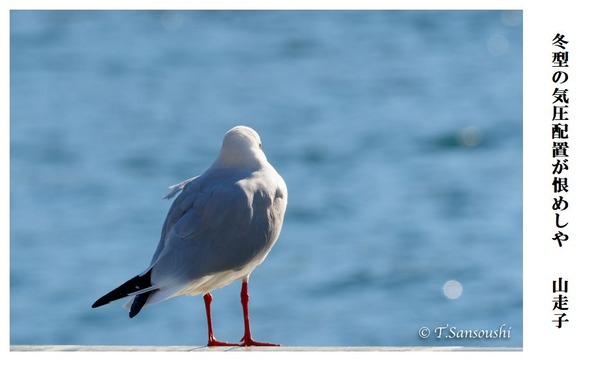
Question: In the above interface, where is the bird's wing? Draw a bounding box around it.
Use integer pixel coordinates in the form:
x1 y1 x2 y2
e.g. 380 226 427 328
147 169 275 290
163 175 201 200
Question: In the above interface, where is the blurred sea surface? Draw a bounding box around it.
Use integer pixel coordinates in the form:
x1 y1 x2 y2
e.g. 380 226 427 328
10 10 522 346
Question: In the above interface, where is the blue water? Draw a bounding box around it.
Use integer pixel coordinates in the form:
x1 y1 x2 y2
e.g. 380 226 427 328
10 10 522 347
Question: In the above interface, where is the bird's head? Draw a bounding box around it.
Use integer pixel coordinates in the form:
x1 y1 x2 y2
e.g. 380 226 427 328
215 126 267 169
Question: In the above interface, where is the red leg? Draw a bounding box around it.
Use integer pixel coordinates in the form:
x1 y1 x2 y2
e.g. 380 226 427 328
239 280 281 347
203 293 239 347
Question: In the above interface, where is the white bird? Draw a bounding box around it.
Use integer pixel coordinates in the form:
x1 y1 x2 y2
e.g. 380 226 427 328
92 126 288 347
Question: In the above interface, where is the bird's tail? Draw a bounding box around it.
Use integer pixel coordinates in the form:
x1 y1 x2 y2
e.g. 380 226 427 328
91 271 155 318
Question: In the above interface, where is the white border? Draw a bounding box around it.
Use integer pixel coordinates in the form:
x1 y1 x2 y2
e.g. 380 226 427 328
3 1 599 388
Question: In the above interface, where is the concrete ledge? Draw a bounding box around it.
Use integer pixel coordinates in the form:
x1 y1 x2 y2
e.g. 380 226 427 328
11 345 522 352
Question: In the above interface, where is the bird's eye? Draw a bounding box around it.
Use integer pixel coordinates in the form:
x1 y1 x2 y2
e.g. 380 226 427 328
259 142 263 149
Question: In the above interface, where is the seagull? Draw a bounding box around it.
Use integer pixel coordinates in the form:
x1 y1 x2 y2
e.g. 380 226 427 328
92 126 288 347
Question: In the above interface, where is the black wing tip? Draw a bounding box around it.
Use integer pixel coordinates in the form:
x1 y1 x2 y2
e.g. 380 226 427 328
91 272 153 310
91 295 113 309
128 292 151 318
